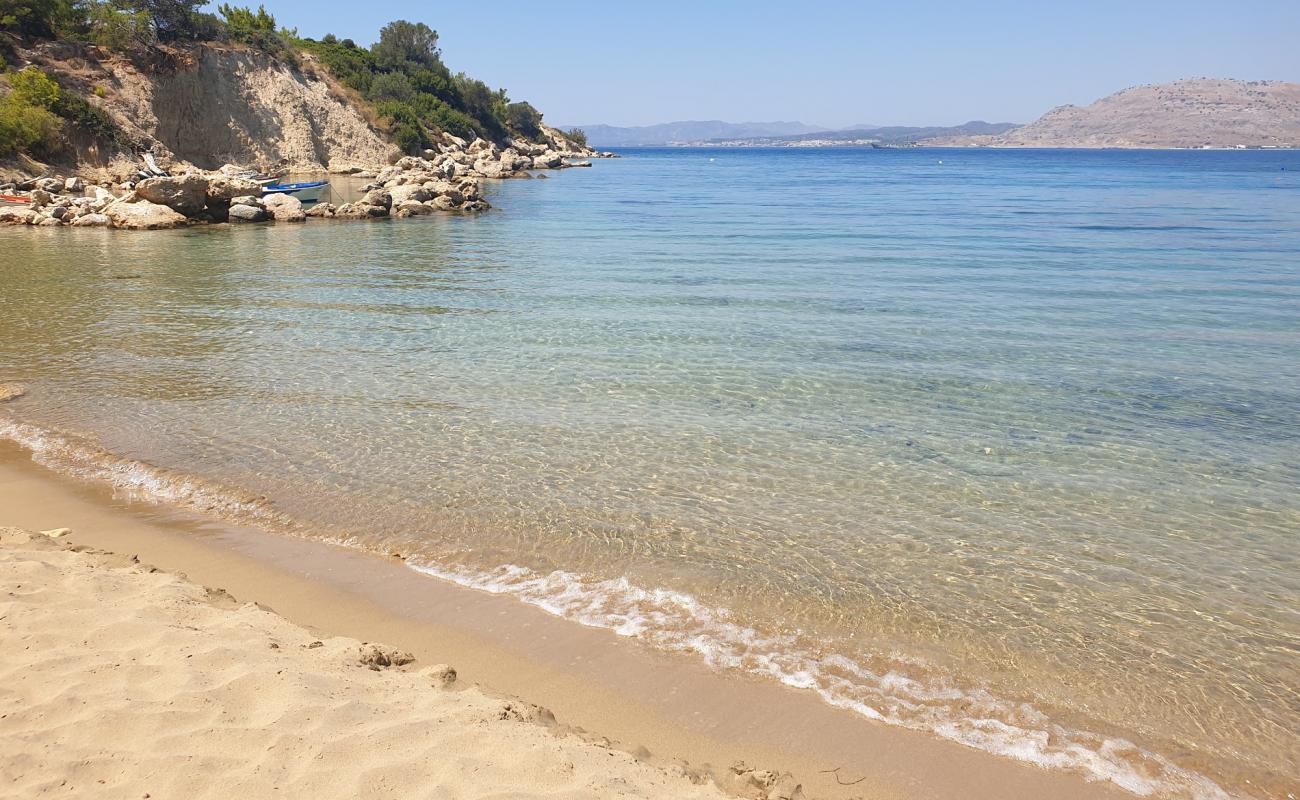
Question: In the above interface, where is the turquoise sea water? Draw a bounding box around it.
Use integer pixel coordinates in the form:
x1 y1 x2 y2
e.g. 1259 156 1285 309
1 148 1297 798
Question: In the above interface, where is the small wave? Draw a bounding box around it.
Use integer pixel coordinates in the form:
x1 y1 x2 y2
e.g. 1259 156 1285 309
0 413 1240 800
408 559 1238 800
0 417 287 526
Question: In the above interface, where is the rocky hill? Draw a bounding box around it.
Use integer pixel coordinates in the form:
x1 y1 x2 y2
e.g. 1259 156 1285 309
930 79 1300 148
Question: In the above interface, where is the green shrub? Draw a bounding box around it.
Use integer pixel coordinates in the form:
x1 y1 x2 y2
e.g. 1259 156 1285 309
565 128 588 148
52 85 121 143
394 122 421 153
219 4 290 52
409 93 475 141
8 66 61 108
1 67 122 155
504 100 543 141
368 70 413 103
0 94 59 155
295 35 375 93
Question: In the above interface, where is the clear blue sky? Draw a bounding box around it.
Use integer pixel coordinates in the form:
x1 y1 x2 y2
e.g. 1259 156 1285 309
254 0 1299 128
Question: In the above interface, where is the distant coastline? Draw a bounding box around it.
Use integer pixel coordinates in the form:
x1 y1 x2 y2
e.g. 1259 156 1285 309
579 77 1300 151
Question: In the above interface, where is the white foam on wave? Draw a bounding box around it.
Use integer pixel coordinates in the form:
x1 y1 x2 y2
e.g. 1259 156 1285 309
0 418 282 524
0 414 1241 800
408 559 1239 800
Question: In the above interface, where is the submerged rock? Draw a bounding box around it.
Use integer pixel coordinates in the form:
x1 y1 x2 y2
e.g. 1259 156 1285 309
71 213 110 227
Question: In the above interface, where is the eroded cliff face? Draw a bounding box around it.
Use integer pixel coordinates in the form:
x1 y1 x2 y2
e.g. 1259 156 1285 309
23 42 397 173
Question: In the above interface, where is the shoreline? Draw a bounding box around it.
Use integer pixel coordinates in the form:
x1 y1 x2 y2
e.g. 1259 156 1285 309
0 437 1131 800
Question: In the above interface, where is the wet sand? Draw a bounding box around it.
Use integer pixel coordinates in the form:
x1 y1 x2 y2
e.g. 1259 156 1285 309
0 441 1128 800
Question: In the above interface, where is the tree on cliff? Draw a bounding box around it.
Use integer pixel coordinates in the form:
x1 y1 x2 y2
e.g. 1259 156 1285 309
132 0 207 40
371 20 439 71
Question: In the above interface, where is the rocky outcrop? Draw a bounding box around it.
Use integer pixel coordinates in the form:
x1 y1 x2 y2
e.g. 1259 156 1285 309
0 119 610 231
104 200 187 230
136 175 208 214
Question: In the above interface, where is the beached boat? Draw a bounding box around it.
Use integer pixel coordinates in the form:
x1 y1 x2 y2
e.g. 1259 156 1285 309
262 180 329 204
0 193 32 206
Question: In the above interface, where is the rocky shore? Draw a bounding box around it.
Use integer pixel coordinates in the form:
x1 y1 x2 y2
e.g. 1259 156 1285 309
0 126 615 230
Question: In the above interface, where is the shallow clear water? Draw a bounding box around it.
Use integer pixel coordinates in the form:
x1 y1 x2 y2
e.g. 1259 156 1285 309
2 149 1297 799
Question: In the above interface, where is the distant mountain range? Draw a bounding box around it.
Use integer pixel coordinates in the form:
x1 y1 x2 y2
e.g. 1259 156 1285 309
929 78 1300 148
569 78 1299 150
563 121 830 147
708 121 1019 147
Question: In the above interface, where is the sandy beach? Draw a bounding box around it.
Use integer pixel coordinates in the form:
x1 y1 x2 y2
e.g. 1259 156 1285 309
0 445 1137 800
0 524 747 799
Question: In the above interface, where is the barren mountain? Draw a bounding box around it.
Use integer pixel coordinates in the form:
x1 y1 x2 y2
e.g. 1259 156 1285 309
930 79 1300 148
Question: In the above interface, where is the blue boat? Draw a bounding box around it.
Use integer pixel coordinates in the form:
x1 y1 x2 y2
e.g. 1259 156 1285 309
262 180 329 204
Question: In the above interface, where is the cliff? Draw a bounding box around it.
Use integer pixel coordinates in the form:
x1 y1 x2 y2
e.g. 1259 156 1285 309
17 40 397 174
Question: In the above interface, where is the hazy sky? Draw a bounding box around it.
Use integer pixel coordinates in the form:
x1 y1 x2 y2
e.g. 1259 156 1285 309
261 0 1300 127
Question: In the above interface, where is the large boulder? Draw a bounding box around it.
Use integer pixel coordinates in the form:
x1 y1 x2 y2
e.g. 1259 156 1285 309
361 189 392 210
394 201 433 218
105 200 187 230
135 174 209 214
498 149 530 172
261 192 306 222
0 207 37 225
229 195 266 209
207 176 263 204
473 160 507 178
305 202 337 218
387 184 432 205
531 152 563 170
335 202 389 219
395 155 430 171
227 203 269 223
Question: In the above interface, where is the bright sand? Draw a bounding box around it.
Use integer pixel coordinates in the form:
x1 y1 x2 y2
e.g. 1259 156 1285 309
0 448 1131 800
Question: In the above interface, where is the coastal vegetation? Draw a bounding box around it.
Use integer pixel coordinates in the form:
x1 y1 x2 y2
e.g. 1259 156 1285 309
0 62 118 156
1 0 585 159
